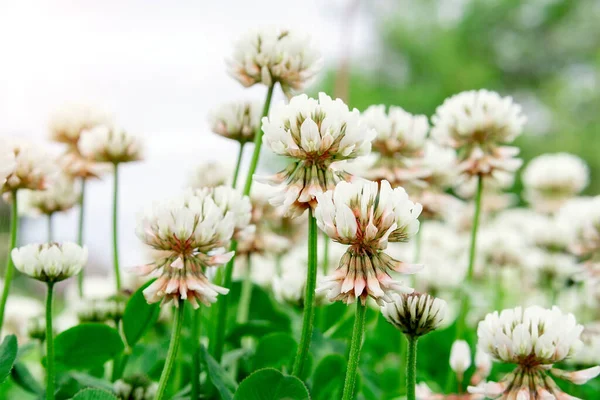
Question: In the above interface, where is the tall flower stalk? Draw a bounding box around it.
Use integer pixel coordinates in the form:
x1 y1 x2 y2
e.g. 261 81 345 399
0 193 19 329
155 301 185 400
77 178 87 296
341 302 367 400
112 164 121 290
406 336 418 400
45 282 56 400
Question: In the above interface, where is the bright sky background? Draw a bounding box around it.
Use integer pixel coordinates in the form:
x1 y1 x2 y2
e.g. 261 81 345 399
0 0 374 275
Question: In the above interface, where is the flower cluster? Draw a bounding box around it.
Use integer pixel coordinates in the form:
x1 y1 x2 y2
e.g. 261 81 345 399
316 180 422 304
209 100 261 144
261 92 375 216
49 104 109 146
381 292 447 337
188 161 232 189
20 174 79 216
11 242 88 283
0 141 56 195
227 27 322 95
79 125 143 164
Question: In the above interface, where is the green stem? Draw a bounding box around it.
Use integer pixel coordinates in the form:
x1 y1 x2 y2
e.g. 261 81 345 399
241 84 275 196
112 164 122 291
77 178 86 297
321 233 330 275
466 175 484 281
0 191 19 329
231 143 245 188
47 213 54 242
111 352 129 381
406 336 418 400
45 282 55 400
398 336 407 394
341 301 367 400
191 308 201 400
414 222 422 264
292 210 319 377
155 301 185 400
236 257 253 324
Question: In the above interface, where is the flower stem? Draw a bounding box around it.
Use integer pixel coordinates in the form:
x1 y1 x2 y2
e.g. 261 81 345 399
0 191 19 329
321 233 330 275
341 301 367 400
236 257 253 324
242 84 275 196
466 174 484 281
112 164 122 291
45 282 55 400
77 178 87 297
292 209 319 377
155 301 185 400
191 307 201 400
406 336 418 400
47 213 54 242
231 143 245 188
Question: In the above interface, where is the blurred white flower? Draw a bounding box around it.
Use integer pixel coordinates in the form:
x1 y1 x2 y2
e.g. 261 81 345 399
522 153 589 213
19 174 80 216
113 376 157 400
227 27 322 96
315 180 422 305
450 340 472 378
77 296 125 324
209 100 261 144
260 93 375 216
1 294 43 342
471 305 599 399
49 104 110 146
0 141 16 186
381 292 447 337
570 323 600 367
79 125 143 164
471 347 492 385
478 227 537 271
11 242 87 283
188 161 232 190
569 196 600 259
272 248 328 307
134 189 237 308
1 141 56 195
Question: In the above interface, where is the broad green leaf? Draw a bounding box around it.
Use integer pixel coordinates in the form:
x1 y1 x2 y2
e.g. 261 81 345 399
71 388 117 400
0 334 18 383
200 345 237 400
311 354 346 400
122 279 160 347
252 333 297 372
10 362 43 394
233 368 309 400
54 324 124 370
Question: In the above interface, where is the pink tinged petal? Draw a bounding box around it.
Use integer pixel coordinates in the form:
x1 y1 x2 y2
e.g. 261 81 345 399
209 251 235 265
165 278 180 294
170 256 184 269
551 366 600 385
130 264 156 276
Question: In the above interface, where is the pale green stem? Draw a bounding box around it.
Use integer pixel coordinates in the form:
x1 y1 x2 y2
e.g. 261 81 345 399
112 164 121 291
155 301 185 400
341 301 367 400
45 282 55 400
231 257 253 378
0 191 19 329
191 308 201 400
231 142 245 188
77 178 86 297
406 336 418 400
47 213 54 242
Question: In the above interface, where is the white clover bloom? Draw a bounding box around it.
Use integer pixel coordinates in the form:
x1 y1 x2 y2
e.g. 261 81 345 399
134 189 237 308
478 227 537 271
1 141 56 195
470 306 600 399
19 174 80 216
11 242 87 283
188 161 232 189
523 153 589 213
1 295 43 342
569 196 600 259
114 376 157 400
79 125 143 164
197 186 253 240
261 92 375 217
227 27 322 96
77 296 126 324
381 292 446 337
0 141 16 186
431 89 526 178
450 340 472 378
209 100 261 144
49 104 110 146
272 250 327 307
315 180 422 305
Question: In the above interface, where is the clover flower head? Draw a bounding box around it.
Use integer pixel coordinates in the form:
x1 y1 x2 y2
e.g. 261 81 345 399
1 141 56 194
381 292 447 337
209 100 262 144
79 125 143 164
196 186 253 240
49 104 110 145
20 174 80 216
11 242 87 283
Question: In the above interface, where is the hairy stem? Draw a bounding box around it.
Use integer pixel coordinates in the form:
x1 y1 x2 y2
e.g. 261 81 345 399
45 282 55 400
406 336 418 400
341 301 367 400
155 301 185 400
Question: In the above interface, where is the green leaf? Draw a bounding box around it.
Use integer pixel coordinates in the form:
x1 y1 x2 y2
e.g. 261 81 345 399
122 279 160 347
0 334 18 383
226 320 285 346
10 362 43 395
71 388 117 400
311 354 346 400
252 333 297 372
233 368 310 400
200 345 237 400
70 372 114 391
54 324 124 370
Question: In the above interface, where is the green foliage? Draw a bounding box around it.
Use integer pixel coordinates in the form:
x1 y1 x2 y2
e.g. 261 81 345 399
71 388 117 400
54 324 124 370
252 333 297 372
10 362 42 395
0 334 17 384
123 279 160 348
233 368 310 400
311 354 346 400
200 345 237 400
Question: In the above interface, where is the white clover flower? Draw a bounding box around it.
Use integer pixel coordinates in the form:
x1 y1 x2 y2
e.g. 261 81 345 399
19 174 80 216
134 189 237 308
0 141 16 186
272 248 328 307
209 100 261 144
569 196 600 259
478 227 537 271
188 161 232 189
315 180 422 305
79 125 143 164
450 340 472 377
523 153 590 213
77 296 126 324
59 149 109 179
431 89 526 178
49 104 110 145
1 141 56 195
11 242 87 283
227 27 322 96
470 305 600 399
114 376 157 400
260 92 375 216
1 295 43 342
381 292 447 337
197 186 253 240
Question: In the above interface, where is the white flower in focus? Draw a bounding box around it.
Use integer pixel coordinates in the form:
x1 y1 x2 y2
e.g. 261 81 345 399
188 161 232 189
209 100 261 144
134 189 236 308
315 180 422 304
450 340 472 377
227 27 322 95
19 174 80 216
11 242 87 283
381 292 447 337
79 125 143 164
523 153 589 213
1 141 56 194
197 186 253 240
471 305 599 399
49 104 110 145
